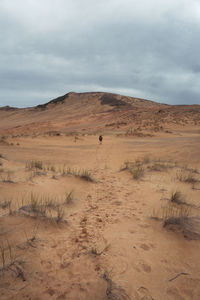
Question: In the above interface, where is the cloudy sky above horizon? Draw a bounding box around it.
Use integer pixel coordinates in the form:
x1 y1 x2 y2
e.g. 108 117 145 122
0 0 200 107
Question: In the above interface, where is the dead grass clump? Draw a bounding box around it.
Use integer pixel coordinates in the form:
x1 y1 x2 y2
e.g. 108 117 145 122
79 169 94 182
120 159 144 180
23 223 40 248
90 244 110 256
55 206 65 223
18 193 66 223
170 191 185 205
1 200 11 209
64 167 95 182
0 241 26 281
0 171 15 183
130 166 144 180
142 155 151 164
149 160 175 172
26 160 43 170
177 170 199 184
151 203 191 221
149 162 167 171
103 271 131 300
65 191 74 204
163 217 200 240
120 160 134 171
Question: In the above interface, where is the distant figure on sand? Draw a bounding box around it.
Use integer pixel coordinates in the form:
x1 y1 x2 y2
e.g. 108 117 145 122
99 135 103 144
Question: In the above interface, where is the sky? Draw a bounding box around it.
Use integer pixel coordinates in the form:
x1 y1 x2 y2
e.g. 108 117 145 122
0 0 200 107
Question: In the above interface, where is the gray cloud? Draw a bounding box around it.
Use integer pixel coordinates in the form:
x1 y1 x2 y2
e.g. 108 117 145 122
0 0 200 107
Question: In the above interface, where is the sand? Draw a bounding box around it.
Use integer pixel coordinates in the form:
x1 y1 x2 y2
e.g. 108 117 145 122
0 131 200 300
0 92 200 299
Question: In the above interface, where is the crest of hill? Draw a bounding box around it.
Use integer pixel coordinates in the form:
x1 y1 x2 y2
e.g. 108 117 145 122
35 91 165 111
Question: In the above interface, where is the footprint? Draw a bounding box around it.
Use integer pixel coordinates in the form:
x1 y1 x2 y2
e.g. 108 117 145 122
138 261 152 273
140 244 150 251
136 286 155 299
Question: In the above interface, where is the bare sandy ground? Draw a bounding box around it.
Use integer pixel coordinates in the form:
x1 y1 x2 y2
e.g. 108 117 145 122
0 130 200 299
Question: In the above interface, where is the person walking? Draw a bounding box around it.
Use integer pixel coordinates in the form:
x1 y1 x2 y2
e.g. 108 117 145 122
99 135 103 144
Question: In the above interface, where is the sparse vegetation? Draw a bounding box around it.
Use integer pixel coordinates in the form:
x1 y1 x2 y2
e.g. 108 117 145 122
90 243 110 256
0 241 25 280
55 206 65 223
170 191 184 205
163 216 200 240
103 270 131 300
1 200 11 209
131 166 144 180
62 167 95 182
18 193 66 223
151 203 191 221
26 160 43 170
120 159 144 179
0 170 14 183
65 191 74 204
177 170 199 184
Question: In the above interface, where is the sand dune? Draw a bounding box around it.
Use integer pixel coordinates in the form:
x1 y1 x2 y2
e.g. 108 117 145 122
0 92 200 299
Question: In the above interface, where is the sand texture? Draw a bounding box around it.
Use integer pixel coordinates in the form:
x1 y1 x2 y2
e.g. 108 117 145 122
0 92 200 299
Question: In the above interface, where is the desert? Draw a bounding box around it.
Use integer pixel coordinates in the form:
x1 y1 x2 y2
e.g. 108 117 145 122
0 92 200 300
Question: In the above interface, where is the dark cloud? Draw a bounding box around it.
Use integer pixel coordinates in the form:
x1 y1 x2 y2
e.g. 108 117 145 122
0 0 200 107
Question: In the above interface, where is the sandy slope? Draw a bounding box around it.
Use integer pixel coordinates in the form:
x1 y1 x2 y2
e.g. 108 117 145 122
0 132 200 300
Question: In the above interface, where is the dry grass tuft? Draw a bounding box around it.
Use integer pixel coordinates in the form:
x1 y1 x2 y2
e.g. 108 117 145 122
130 166 144 180
0 241 26 281
17 193 66 223
177 170 199 184
170 191 185 205
26 160 43 170
163 217 200 240
120 160 144 180
65 191 74 204
63 167 95 182
103 271 131 300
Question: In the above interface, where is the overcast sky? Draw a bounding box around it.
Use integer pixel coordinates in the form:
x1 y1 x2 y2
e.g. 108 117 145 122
0 0 200 107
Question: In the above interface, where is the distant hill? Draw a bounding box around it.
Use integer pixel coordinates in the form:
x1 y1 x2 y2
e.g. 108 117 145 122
0 92 200 135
